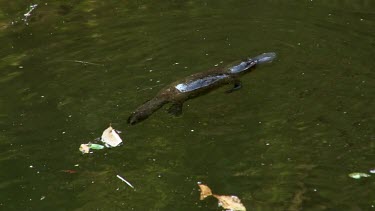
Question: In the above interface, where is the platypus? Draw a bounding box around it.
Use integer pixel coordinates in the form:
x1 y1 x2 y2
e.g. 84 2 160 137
128 52 277 125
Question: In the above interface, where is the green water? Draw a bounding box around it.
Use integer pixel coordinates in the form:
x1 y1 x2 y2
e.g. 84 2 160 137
1 1 374 210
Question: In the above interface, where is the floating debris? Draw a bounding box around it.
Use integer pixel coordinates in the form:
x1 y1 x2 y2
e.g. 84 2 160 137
23 4 38 24
101 125 123 147
116 175 134 189
198 182 246 211
79 144 91 154
79 125 123 154
215 195 246 211
137 83 165 92
348 172 371 179
79 143 105 154
89 144 105 150
64 60 104 66
198 182 213 200
61 170 77 174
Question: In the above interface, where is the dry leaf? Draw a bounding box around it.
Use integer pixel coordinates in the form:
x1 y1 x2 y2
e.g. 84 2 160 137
213 195 246 211
79 144 90 154
197 183 246 211
198 183 213 200
101 125 122 147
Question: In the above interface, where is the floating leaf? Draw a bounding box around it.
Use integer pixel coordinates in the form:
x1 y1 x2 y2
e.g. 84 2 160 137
214 195 246 211
89 144 105 150
101 125 123 147
198 183 213 200
197 182 246 211
349 172 371 179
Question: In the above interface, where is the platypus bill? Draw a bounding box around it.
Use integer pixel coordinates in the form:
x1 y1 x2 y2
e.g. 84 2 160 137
128 52 277 125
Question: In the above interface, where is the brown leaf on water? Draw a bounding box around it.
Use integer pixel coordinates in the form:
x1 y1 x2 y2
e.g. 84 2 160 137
213 194 246 211
197 182 246 211
198 183 213 200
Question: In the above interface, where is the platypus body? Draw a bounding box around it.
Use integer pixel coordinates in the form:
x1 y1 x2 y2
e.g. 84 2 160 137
128 52 277 125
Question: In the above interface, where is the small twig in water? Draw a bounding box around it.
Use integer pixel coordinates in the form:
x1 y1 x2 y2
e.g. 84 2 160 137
137 83 165 92
64 60 104 66
116 175 134 189
23 4 38 24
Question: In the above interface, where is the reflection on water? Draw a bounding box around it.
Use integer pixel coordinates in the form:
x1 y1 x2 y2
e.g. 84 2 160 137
0 0 374 210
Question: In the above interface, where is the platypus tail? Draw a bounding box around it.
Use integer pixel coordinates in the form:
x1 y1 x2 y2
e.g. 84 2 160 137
128 97 168 125
252 52 277 65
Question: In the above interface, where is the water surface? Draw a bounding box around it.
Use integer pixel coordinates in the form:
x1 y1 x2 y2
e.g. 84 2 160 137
0 0 374 210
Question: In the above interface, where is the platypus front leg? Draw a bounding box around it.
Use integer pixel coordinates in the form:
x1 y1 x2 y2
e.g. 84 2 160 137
226 79 242 93
167 102 183 116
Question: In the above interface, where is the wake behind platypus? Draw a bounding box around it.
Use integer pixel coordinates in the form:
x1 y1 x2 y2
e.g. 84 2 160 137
128 52 277 125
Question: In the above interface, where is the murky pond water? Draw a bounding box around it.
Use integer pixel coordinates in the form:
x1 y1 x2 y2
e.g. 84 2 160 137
1 0 374 210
